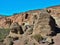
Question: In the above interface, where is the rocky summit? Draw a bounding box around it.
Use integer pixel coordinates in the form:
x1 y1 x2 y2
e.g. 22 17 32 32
0 6 60 45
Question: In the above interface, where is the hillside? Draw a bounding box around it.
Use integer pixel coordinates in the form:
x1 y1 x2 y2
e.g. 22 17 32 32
0 6 60 45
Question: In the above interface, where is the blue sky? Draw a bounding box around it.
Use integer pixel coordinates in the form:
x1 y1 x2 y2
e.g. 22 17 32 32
0 0 60 16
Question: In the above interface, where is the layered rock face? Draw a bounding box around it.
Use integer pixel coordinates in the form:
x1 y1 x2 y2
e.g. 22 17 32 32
0 6 60 45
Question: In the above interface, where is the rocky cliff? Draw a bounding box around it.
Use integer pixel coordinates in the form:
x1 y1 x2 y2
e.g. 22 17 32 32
0 6 60 45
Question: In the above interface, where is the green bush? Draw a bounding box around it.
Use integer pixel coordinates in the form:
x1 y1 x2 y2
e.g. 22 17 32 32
33 34 43 42
0 28 10 42
33 43 36 45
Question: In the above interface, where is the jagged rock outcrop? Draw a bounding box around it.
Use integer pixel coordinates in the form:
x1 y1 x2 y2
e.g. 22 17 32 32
32 11 56 44
3 10 56 45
